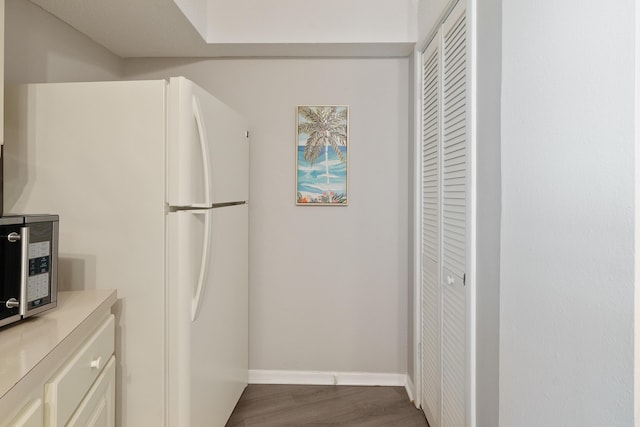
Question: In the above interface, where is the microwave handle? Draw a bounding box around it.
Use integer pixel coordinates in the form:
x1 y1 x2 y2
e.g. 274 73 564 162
18 226 29 315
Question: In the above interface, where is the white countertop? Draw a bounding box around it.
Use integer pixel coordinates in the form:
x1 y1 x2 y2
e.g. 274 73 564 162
0 290 117 400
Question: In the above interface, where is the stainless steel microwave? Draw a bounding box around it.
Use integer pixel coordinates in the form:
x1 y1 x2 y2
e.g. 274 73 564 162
0 214 59 327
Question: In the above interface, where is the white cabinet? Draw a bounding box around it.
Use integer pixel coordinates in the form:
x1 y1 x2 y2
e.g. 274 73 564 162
0 291 117 427
45 315 115 427
65 357 115 427
5 400 43 427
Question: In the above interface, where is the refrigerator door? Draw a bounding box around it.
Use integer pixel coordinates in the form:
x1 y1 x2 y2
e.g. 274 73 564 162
167 77 249 207
167 204 248 427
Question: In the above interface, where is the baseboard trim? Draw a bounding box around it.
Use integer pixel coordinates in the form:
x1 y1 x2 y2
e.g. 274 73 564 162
405 375 416 405
249 369 408 387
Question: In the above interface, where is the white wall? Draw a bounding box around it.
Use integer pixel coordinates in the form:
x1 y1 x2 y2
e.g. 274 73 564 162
500 0 635 425
124 58 411 376
172 0 208 40
5 0 123 84
204 0 416 44
474 0 501 425
417 0 452 48
636 0 640 422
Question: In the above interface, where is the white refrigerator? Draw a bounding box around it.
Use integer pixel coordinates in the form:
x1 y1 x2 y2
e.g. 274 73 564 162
3 77 249 427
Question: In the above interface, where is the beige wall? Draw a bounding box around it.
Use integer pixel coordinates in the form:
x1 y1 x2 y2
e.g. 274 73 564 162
5 0 122 84
124 58 411 375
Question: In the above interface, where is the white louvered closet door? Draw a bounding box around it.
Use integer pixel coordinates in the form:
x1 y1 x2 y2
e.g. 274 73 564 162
420 1 468 427
441 2 468 426
420 29 441 427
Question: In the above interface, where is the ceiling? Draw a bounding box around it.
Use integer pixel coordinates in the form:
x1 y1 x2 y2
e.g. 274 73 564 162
27 0 415 58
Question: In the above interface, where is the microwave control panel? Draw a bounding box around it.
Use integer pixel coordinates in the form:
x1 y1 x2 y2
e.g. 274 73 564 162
28 240 51 303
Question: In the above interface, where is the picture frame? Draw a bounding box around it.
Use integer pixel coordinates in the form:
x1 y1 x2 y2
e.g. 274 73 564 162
296 105 349 206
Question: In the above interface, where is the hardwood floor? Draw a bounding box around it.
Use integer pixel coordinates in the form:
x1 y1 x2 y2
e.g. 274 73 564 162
226 384 429 426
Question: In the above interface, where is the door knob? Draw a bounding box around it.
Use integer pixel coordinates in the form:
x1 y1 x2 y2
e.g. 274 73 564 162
90 357 102 370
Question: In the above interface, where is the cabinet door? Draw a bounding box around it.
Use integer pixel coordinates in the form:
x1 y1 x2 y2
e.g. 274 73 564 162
5 399 43 427
66 357 115 427
45 315 114 426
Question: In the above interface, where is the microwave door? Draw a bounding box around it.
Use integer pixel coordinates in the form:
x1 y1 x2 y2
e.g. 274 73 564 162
0 223 24 327
22 220 58 317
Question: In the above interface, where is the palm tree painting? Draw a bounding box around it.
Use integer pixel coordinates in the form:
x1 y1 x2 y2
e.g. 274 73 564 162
296 106 348 205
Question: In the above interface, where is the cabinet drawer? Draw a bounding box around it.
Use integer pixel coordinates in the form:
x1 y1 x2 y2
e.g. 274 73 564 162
45 315 114 427
66 356 115 427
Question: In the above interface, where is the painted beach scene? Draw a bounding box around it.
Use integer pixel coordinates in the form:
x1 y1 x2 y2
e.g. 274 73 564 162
296 106 348 205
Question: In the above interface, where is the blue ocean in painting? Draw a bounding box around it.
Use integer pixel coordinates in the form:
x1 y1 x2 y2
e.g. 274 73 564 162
297 146 347 200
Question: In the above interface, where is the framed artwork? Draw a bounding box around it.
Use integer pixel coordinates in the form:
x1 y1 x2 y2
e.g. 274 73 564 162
296 105 349 206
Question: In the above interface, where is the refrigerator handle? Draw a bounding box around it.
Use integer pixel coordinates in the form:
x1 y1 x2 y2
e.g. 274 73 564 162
192 95 212 207
191 210 212 322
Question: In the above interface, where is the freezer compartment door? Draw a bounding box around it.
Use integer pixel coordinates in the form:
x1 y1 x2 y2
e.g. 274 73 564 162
167 77 249 207
167 204 248 427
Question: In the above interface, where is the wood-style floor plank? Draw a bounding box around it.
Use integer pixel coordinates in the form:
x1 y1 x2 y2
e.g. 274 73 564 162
226 385 429 426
